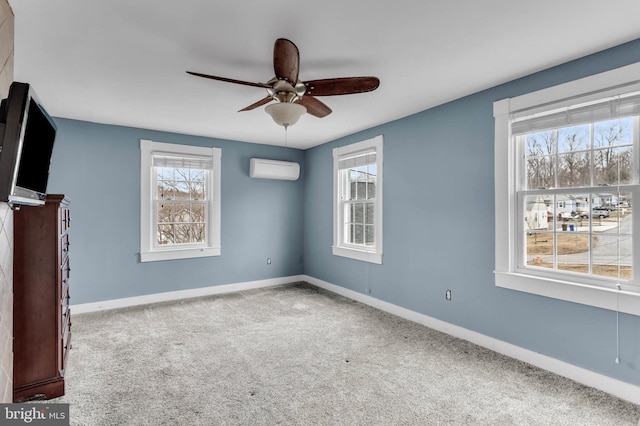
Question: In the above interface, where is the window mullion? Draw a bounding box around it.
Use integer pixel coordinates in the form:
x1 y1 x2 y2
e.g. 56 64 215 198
589 123 596 187
634 116 640 183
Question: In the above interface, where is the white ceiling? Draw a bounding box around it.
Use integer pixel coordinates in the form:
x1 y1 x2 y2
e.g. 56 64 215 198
8 1 640 149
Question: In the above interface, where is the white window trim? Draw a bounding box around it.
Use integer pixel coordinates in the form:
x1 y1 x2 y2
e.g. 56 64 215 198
494 62 640 316
332 135 383 264
140 139 221 262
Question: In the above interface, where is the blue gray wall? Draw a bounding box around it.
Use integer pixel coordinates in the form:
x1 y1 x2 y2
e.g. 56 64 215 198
47 120 305 304
46 38 640 387
303 39 640 386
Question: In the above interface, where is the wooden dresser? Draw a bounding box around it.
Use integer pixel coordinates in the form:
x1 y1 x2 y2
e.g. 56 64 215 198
13 194 71 402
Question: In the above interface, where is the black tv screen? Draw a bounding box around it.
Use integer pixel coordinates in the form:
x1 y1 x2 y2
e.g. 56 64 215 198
0 82 57 206
16 98 56 193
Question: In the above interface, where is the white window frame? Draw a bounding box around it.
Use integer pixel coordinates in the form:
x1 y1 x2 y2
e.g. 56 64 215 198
140 139 221 262
332 135 383 264
494 63 640 316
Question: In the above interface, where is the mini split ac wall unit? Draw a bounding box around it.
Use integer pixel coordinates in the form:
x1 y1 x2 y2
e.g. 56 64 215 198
249 158 300 181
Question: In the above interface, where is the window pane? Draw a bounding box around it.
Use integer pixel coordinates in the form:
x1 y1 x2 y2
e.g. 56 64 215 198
525 232 554 269
175 223 190 244
192 181 205 200
554 193 587 219
365 202 374 225
558 125 589 153
592 234 632 279
175 168 190 180
594 118 633 148
617 192 632 211
526 131 557 156
367 181 376 199
353 224 364 244
557 242 590 274
557 151 590 188
365 225 375 245
158 181 175 200
191 169 205 182
357 182 368 200
347 203 355 223
191 203 206 222
157 203 173 223
593 146 633 186
174 181 190 200
353 203 364 224
353 182 366 200
191 224 206 243
524 195 551 231
174 204 191 223
572 193 591 218
526 155 555 189
348 181 356 200
158 224 174 245
158 167 174 180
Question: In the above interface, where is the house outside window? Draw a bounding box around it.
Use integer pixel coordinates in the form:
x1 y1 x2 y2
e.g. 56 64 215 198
333 135 383 264
494 63 640 316
140 139 221 262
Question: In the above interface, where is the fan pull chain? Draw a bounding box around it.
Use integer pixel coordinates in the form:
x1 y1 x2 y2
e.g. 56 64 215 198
284 125 288 151
615 284 620 364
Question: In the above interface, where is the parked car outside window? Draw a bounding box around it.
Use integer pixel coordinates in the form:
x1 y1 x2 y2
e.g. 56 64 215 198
577 209 610 219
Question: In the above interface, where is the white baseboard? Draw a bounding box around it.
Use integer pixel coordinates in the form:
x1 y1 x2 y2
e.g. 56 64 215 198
302 274 640 406
71 275 304 314
71 273 640 405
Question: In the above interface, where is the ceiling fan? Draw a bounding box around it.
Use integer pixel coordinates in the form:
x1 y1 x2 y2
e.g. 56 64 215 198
187 38 380 127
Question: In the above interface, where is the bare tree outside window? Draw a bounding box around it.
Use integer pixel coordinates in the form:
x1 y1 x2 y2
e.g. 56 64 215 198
156 166 207 246
523 117 635 280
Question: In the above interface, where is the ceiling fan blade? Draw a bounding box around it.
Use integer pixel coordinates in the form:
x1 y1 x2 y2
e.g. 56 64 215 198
238 96 274 112
273 38 300 85
304 77 380 96
186 71 271 89
297 96 332 118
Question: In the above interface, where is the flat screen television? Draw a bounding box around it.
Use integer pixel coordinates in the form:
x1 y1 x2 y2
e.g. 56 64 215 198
0 82 57 207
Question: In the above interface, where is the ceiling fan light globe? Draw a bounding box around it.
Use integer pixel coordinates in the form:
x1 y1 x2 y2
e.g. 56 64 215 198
265 103 307 127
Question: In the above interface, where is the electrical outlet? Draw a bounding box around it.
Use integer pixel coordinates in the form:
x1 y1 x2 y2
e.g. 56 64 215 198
365 287 372 294
267 258 271 265
445 289 452 300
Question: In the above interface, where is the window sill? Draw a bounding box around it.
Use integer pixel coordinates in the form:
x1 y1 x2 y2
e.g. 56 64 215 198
140 246 221 262
495 270 640 316
332 246 382 264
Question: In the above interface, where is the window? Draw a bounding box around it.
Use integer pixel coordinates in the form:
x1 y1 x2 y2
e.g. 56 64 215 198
333 135 383 264
494 63 640 315
140 139 221 262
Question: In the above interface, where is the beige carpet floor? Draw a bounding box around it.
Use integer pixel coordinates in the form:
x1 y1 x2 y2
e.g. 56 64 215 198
52 283 640 425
